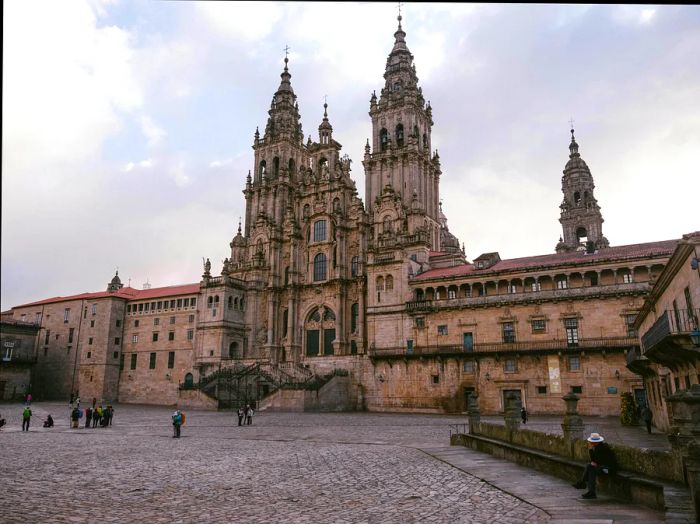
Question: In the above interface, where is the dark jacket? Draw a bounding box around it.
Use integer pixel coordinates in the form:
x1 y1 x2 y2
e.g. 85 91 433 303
590 442 618 473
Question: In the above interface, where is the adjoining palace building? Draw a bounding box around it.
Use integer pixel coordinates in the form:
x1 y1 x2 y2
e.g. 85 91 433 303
6 16 694 417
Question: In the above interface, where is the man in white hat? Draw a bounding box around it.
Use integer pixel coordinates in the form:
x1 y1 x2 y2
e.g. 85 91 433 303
572 432 618 499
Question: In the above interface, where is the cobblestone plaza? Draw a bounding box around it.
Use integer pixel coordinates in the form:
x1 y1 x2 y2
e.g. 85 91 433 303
0 403 546 523
1 403 667 523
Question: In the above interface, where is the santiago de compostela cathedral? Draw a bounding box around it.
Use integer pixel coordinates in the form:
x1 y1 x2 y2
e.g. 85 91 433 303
4 16 686 418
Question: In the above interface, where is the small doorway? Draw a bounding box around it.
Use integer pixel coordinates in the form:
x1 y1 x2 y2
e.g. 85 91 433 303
634 388 648 418
463 332 474 352
502 389 522 412
464 387 476 412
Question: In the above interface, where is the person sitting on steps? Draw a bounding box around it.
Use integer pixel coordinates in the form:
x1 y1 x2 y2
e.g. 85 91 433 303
572 432 618 499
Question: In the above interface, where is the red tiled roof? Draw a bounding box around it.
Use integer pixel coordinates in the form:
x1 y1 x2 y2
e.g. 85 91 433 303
13 283 200 309
414 239 678 282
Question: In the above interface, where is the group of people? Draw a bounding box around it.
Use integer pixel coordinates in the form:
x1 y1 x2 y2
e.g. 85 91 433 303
72 405 114 428
237 405 254 426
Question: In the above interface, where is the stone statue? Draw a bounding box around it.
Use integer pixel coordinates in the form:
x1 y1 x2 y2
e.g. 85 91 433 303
204 258 211 274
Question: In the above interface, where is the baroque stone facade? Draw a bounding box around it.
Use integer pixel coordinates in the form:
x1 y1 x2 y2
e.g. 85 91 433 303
6 18 688 416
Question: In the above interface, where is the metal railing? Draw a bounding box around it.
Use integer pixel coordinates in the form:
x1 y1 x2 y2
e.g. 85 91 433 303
369 336 638 358
0 353 38 365
642 308 700 353
449 423 469 437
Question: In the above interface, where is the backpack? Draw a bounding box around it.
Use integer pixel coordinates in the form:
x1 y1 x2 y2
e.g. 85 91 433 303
180 412 186 426
23 408 31 419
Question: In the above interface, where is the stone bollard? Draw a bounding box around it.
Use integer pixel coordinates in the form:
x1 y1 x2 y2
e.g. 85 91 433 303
561 393 584 441
504 393 521 433
666 384 700 519
468 393 481 433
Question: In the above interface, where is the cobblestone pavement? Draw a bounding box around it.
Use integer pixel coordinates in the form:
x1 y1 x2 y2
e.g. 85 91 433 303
1 403 547 523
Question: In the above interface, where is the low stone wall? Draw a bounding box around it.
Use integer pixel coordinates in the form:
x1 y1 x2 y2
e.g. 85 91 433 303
259 376 356 412
468 421 682 484
177 389 218 410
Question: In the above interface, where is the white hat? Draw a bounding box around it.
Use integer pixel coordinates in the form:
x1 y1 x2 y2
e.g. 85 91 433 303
587 432 604 443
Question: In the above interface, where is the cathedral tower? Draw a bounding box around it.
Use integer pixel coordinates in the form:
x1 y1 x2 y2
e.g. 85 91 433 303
363 14 444 251
556 128 609 253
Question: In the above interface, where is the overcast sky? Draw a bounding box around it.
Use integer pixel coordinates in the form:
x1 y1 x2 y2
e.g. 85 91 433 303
2 1 699 311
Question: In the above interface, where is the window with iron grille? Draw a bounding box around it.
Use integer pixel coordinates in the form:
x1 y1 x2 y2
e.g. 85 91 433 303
625 314 638 337
569 355 581 371
537 386 547 394
314 220 327 242
415 317 425 329
531 319 546 333
565 318 579 347
437 325 448 336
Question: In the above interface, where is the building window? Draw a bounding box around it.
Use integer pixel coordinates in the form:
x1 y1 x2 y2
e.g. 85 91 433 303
168 351 175 369
114 337 120 345
152 332 159 342
625 314 638 337
385 275 394 291
116 319 121 327
138 303 143 312
35 312 41 323
130 353 137 370
531 319 546 333
64 308 70 323
432 374 440 384
212 308 217 317
437 325 448 336
88 338 93 345
68 328 75 343
191 298 197 307
87 351 91 359
92 304 97 315
531 281 541 292
134 320 140 328
463 360 475 373
44 330 50 345
571 385 583 394
177 299 183 308
504 359 517 373
169 331 175 341
127 305 132 314
145 303 149 312
537 386 547 394
622 272 633 284
89 320 95 328
415 317 426 329
187 329 194 340
351 256 359 277
157 301 163 310
151 302 156 311
313 253 327 281
170 316 176 325
569 356 581 371
154 318 160 326
556 278 568 289
113 351 119 359
189 314 194 323
502 322 516 343
120 353 125 371
351 303 359 333
565 318 579 347
314 220 327 242
149 352 156 369
132 335 139 344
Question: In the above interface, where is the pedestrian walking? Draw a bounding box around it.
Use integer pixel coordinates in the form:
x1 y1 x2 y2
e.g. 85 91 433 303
237 406 244 426
26 393 33 405
520 406 528 424
85 407 93 428
641 405 653 434
22 406 32 431
172 410 183 438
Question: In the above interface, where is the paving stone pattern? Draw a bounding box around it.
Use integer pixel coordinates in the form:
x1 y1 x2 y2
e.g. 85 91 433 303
1 403 546 523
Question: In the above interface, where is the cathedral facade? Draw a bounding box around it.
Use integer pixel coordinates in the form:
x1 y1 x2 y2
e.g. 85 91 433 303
4 19 690 417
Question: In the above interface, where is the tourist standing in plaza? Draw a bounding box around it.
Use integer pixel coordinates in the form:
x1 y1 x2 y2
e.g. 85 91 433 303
237 406 244 426
172 410 183 438
572 433 618 499
25 393 33 405
85 407 93 428
520 407 528 424
22 406 32 431
106 405 114 426
93 406 102 428
246 405 254 425
70 407 81 428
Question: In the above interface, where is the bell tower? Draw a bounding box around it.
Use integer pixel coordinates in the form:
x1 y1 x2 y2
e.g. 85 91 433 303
556 128 609 253
363 13 443 250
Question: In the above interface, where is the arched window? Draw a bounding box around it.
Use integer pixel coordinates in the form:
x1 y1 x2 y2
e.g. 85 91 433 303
258 160 266 181
288 158 295 175
314 253 327 281
574 191 581 204
214 295 220 304
228 296 233 309
305 307 336 356
380 128 389 152
207 296 213 308
416 289 425 301
319 157 328 174
351 256 359 277
234 297 239 309
323 308 336 321
351 303 359 333
273 157 280 177
393 81 401 92
229 342 238 359
376 276 385 291
314 220 327 242
395 124 404 147
448 288 456 299
386 275 394 291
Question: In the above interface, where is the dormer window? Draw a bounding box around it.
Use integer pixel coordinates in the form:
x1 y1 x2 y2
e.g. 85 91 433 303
477 261 483 269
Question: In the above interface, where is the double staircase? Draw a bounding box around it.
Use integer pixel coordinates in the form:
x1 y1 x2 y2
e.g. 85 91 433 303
183 361 343 410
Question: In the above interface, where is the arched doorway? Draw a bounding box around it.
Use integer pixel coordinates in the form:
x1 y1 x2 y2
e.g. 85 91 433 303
305 306 336 356
184 373 194 389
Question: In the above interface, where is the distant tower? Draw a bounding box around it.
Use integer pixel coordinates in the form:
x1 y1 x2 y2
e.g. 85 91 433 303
106 270 123 292
556 128 609 253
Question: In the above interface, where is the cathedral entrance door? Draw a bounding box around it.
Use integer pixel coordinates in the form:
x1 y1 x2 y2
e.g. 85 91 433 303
323 329 335 356
306 330 319 356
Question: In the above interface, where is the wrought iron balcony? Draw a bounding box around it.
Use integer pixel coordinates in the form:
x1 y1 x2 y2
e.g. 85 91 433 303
406 300 434 313
368 336 638 359
641 308 700 354
0 353 38 365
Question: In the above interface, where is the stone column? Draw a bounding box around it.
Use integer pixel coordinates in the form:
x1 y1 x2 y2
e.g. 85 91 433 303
504 392 521 432
561 393 584 441
468 393 481 433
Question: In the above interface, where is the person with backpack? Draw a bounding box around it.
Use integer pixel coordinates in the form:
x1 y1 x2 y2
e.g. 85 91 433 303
22 406 32 431
70 407 81 428
172 410 183 438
